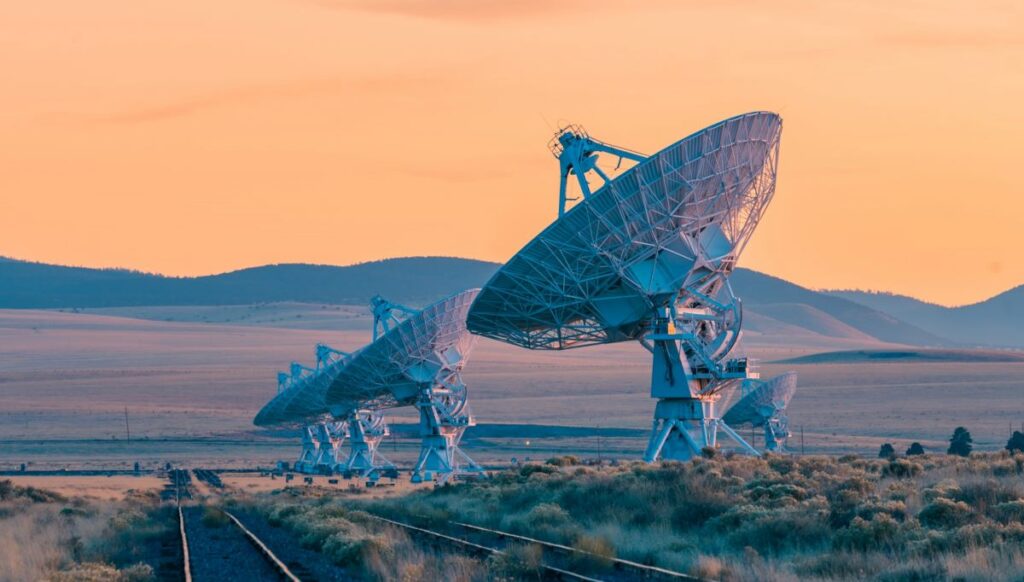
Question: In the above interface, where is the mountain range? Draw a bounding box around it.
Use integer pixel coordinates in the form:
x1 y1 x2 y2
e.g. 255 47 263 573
1 256 1021 348
828 288 1024 348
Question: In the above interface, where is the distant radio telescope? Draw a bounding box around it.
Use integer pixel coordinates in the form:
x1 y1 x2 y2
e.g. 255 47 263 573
254 290 483 483
722 371 798 452
468 112 793 461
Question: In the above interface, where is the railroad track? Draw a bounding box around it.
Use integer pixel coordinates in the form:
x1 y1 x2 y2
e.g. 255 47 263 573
363 513 702 581
170 470 310 581
193 468 224 489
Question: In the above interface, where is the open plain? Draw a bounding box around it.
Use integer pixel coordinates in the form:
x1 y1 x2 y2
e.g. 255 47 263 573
2 305 1022 471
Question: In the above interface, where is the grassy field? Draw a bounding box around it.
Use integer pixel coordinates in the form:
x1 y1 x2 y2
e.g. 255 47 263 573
247 453 1024 581
0 478 167 582
4 452 1024 581
1 306 1023 470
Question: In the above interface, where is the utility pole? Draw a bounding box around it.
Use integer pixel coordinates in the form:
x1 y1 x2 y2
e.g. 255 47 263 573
124 406 131 444
800 425 805 455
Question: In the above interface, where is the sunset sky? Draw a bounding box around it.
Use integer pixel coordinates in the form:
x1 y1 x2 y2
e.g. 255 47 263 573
1 0 1022 306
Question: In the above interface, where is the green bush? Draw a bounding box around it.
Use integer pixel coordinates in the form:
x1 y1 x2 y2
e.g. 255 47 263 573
993 500 1024 524
882 459 922 479
918 498 973 529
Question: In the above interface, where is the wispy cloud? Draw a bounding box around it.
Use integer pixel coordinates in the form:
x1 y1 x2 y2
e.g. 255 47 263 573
44 74 456 125
878 30 1024 50
306 0 637 21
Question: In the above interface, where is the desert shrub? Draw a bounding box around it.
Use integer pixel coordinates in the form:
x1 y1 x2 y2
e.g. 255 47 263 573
907 442 926 456
879 443 896 459
874 560 945 582
855 500 909 522
745 482 812 506
918 498 973 529
691 554 736 580
569 535 615 571
546 456 580 467
883 459 922 479
993 500 1024 524
834 514 905 551
50 562 153 582
518 464 557 478
501 502 578 542
486 543 543 579
951 479 1023 514
794 550 887 579
0 479 66 503
922 480 961 503
708 500 831 554
670 485 733 530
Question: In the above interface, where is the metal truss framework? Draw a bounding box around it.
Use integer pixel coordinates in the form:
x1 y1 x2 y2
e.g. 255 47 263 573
468 112 788 462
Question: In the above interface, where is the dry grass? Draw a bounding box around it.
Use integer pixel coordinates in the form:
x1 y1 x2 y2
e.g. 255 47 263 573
251 497 488 581
0 479 166 582
348 453 1024 581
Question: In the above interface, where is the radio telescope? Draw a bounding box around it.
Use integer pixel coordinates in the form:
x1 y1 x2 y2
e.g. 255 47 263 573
255 344 355 474
722 372 797 452
324 289 484 484
468 112 786 461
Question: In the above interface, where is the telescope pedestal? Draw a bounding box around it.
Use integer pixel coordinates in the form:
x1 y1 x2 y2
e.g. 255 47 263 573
643 316 759 462
313 422 345 474
412 392 483 484
294 425 320 473
341 411 395 479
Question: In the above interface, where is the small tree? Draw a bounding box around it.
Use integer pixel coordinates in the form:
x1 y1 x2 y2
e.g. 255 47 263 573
1006 431 1024 454
906 442 925 456
878 443 896 458
947 427 973 457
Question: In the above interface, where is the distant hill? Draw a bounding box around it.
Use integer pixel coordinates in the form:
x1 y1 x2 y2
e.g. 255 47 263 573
0 255 976 347
774 348 1024 365
730 270 952 347
830 287 1024 348
0 256 499 308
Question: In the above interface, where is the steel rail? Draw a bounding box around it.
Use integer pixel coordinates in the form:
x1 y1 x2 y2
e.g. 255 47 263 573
223 510 302 582
365 513 602 582
450 521 701 581
178 506 193 582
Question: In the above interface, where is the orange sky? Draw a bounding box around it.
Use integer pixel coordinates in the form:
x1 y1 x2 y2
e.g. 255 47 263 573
1 0 1022 306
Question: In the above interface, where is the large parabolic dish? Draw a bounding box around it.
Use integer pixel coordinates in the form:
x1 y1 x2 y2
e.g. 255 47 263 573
468 112 786 462
467 112 781 350
324 289 479 414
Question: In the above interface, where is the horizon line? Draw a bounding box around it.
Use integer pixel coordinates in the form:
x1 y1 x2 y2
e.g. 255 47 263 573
1 253 1018 309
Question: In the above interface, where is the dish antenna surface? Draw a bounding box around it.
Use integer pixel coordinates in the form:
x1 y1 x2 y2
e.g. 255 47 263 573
324 289 484 483
722 372 797 452
468 111 786 461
